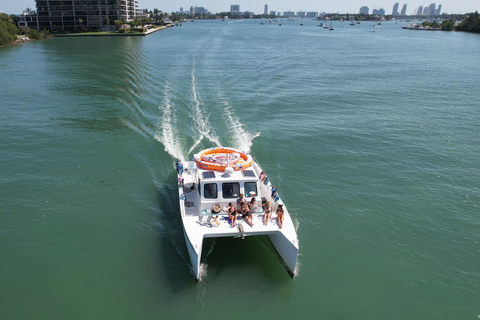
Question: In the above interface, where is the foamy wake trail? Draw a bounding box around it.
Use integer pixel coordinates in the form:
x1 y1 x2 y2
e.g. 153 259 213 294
191 59 222 148
154 82 186 161
221 99 260 153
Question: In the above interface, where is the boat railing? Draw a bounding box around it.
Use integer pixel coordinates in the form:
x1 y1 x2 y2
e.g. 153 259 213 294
178 175 186 218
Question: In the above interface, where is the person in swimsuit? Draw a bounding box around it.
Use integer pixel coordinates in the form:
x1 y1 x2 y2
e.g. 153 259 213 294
227 202 237 227
276 204 284 229
240 202 253 227
262 200 272 226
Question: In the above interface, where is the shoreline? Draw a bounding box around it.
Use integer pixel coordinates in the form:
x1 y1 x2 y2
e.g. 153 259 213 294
53 25 168 38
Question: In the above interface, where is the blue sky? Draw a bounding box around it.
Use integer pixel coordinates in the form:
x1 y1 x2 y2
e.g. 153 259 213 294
1 0 477 15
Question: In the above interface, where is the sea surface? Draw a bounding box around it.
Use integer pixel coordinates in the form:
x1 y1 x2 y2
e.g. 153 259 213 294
1 19 479 319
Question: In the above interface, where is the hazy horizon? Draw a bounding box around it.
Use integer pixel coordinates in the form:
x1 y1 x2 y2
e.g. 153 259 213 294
2 0 478 16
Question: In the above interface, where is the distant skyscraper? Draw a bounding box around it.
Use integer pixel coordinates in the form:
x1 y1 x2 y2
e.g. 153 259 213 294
264 4 268 15
230 4 240 13
372 8 378 15
379 8 385 15
436 4 442 15
306 11 318 18
400 4 407 15
417 6 423 15
392 3 399 16
427 3 436 16
359 6 369 14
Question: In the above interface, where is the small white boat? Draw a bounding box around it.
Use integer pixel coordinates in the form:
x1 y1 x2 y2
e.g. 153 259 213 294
176 147 299 281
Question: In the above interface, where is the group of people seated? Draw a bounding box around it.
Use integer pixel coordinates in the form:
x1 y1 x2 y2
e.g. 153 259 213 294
226 193 284 228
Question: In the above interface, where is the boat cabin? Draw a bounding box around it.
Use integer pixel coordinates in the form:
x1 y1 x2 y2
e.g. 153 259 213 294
196 168 263 212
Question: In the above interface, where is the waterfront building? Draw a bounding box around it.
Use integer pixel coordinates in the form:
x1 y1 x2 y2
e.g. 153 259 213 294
359 6 369 14
35 0 143 33
306 12 318 18
270 11 276 16
190 6 208 15
230 4 240 14
297 11 305 18
16 9 38 29
401 4 407 16
283 11 295 18
417 6 424 15
379 8 385 16
392 3 399 16
264 4 268 15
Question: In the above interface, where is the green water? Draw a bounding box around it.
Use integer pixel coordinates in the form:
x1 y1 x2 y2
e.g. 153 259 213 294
1 20 479 319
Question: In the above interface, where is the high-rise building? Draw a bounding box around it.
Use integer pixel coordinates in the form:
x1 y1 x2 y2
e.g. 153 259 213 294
230 4 240 13
297 11 305 18
436 4 442 15
35 0 142 33
392 3 399 16
359 6 369 14
423 3 436 16
372 8 378 15
306 12 318 18
400 4 407 16
270 11 276 16
264 4 268 15
283 11 295 18
417 6 424 15
378 8 385 15
190 6 208 15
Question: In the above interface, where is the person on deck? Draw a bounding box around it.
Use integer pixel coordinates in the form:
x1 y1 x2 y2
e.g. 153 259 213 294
227 202 237 227
276 204 284 229
240 202 254 227
262 200 272 226
236 193 247 210
248 197 260 215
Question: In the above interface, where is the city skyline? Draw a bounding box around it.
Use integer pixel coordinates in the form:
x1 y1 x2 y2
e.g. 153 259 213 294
2 0 478 15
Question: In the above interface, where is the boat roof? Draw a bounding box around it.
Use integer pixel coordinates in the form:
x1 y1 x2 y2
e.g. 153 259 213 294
197 166 259 183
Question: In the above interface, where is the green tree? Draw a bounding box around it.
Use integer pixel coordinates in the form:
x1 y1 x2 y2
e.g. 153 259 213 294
456 11 480 33
114 19 123 30
441 19 455 31
0 13 18 45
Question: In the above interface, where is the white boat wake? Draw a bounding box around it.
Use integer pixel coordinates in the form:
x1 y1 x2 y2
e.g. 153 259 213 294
154 81 186 161
190 59 222 149
220 98 260 154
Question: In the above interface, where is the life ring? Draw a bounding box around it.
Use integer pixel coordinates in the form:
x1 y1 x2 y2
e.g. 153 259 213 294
195 147 253 172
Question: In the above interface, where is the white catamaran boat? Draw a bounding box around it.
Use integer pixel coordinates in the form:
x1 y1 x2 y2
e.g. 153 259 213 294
176 147 299 281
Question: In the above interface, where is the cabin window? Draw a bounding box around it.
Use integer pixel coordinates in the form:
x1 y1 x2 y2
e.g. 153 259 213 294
222 183 240 199
204 183 217 199
244 182 257 197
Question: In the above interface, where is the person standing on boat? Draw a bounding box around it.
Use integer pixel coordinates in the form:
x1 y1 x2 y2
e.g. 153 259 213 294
240 202 254 227
227 202 238 227
276 204 284 229
262 200 272 226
